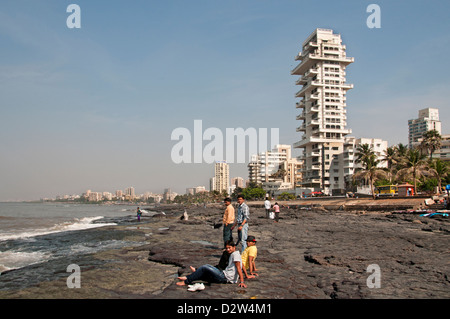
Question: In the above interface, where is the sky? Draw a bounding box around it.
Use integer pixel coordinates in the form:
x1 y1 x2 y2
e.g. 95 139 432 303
1 0 449 201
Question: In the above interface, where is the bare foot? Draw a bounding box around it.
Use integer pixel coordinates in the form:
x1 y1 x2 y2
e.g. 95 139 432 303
176 281 186 286
190 266 196 272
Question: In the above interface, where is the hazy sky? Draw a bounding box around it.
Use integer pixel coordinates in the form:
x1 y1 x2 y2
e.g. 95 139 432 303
1 0 449 201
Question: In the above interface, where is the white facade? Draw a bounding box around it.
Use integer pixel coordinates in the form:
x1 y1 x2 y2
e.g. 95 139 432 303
292 28 354 194
417 133 450 162
438 134 450 161
248 144 302 193
342 137 388 188
408 108 442 148
213 161 229 193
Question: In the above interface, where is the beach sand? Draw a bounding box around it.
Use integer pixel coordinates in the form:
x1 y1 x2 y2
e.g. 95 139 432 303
0 198 448 299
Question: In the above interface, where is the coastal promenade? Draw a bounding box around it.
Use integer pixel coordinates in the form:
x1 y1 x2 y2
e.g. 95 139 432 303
0 197 448 299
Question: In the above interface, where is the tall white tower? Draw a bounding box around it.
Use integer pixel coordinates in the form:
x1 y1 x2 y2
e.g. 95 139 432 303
291 28 354 194
214 161 229 193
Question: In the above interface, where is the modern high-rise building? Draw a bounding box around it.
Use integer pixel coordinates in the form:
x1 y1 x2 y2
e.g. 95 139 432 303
408 108 441 148
231 177 245 188
213 161 229 193
125 186 135 199
291 28 354 194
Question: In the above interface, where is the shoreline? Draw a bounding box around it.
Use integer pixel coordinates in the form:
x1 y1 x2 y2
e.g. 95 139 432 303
0 201 448 299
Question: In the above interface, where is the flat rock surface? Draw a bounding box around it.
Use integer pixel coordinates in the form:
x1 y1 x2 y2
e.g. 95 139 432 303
0 201 448 299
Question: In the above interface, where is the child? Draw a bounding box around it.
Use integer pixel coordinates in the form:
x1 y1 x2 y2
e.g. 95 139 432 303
241 235 258 279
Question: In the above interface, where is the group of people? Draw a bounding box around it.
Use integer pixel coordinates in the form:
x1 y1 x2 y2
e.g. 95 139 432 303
176 195 258 291
264 197 280 222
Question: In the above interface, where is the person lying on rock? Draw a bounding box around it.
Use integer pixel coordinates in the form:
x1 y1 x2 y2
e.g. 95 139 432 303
176 240 247 288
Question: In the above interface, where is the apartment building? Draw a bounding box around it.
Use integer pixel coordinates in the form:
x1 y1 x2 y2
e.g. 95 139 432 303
437 134 450 161
212 161 229 193
408 108 442 148
292 28 354 194
248 144 302 194
343 137 388 190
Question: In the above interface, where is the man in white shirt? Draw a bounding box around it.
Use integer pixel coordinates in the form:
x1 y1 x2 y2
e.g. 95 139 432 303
264 197 271 219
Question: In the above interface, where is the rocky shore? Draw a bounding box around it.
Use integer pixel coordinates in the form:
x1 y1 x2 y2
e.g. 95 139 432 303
0 198 448 299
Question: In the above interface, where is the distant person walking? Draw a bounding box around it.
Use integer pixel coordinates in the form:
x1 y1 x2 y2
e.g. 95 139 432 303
273 202 280 222
136 207 142 222
264 197 271 219
233 195 250 253
222 197 235 248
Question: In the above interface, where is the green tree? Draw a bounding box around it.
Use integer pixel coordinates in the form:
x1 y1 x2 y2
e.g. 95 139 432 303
355 143 375 165
396 148 430 195
382 146 398 184
277 192 295 200
428 159 449 194
420 130 442 161
353 154 388 199
242 187 265 200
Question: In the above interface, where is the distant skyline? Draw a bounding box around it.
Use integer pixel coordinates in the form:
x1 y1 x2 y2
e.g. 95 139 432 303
1 0 449 201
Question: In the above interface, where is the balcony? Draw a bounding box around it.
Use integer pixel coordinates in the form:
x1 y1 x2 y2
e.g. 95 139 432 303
295 84 313 98
309 53 355 65
295 101 305 109
306 93 319 101
308 119 321 126
291 54 315 75
293 135 324 148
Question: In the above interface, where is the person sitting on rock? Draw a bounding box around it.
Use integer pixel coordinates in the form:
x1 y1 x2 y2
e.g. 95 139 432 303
241 235 258 279
176 240 247 288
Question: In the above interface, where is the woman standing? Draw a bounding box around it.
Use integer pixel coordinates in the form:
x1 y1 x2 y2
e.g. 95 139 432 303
273 202 280 223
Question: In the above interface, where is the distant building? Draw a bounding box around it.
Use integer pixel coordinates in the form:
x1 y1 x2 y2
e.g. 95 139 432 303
438 134 450 161
163 188 177 201
88 192 102 202
248 144 302 195
125 187 135 199
212 161 229 193
408 108 441 148
416 133 450 162
231 177 244 188
343 137 388 191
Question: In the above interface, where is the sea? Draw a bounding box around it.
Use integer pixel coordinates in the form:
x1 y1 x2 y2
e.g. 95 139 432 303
0 202 147 274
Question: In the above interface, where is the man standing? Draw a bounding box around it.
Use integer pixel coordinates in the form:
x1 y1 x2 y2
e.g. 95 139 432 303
233 195 250 253
264 197 271 219
222 197 235 248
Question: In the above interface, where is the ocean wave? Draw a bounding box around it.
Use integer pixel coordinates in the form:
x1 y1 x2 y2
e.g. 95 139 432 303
0 251 51 272
0 216 117 242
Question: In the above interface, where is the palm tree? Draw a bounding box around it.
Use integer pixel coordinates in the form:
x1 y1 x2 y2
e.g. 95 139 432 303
396 148 429 195
428 159 449 194
355 143 375 165
420 130 442 161
394 143 409 169
382 146 398 184
353 153 388 199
